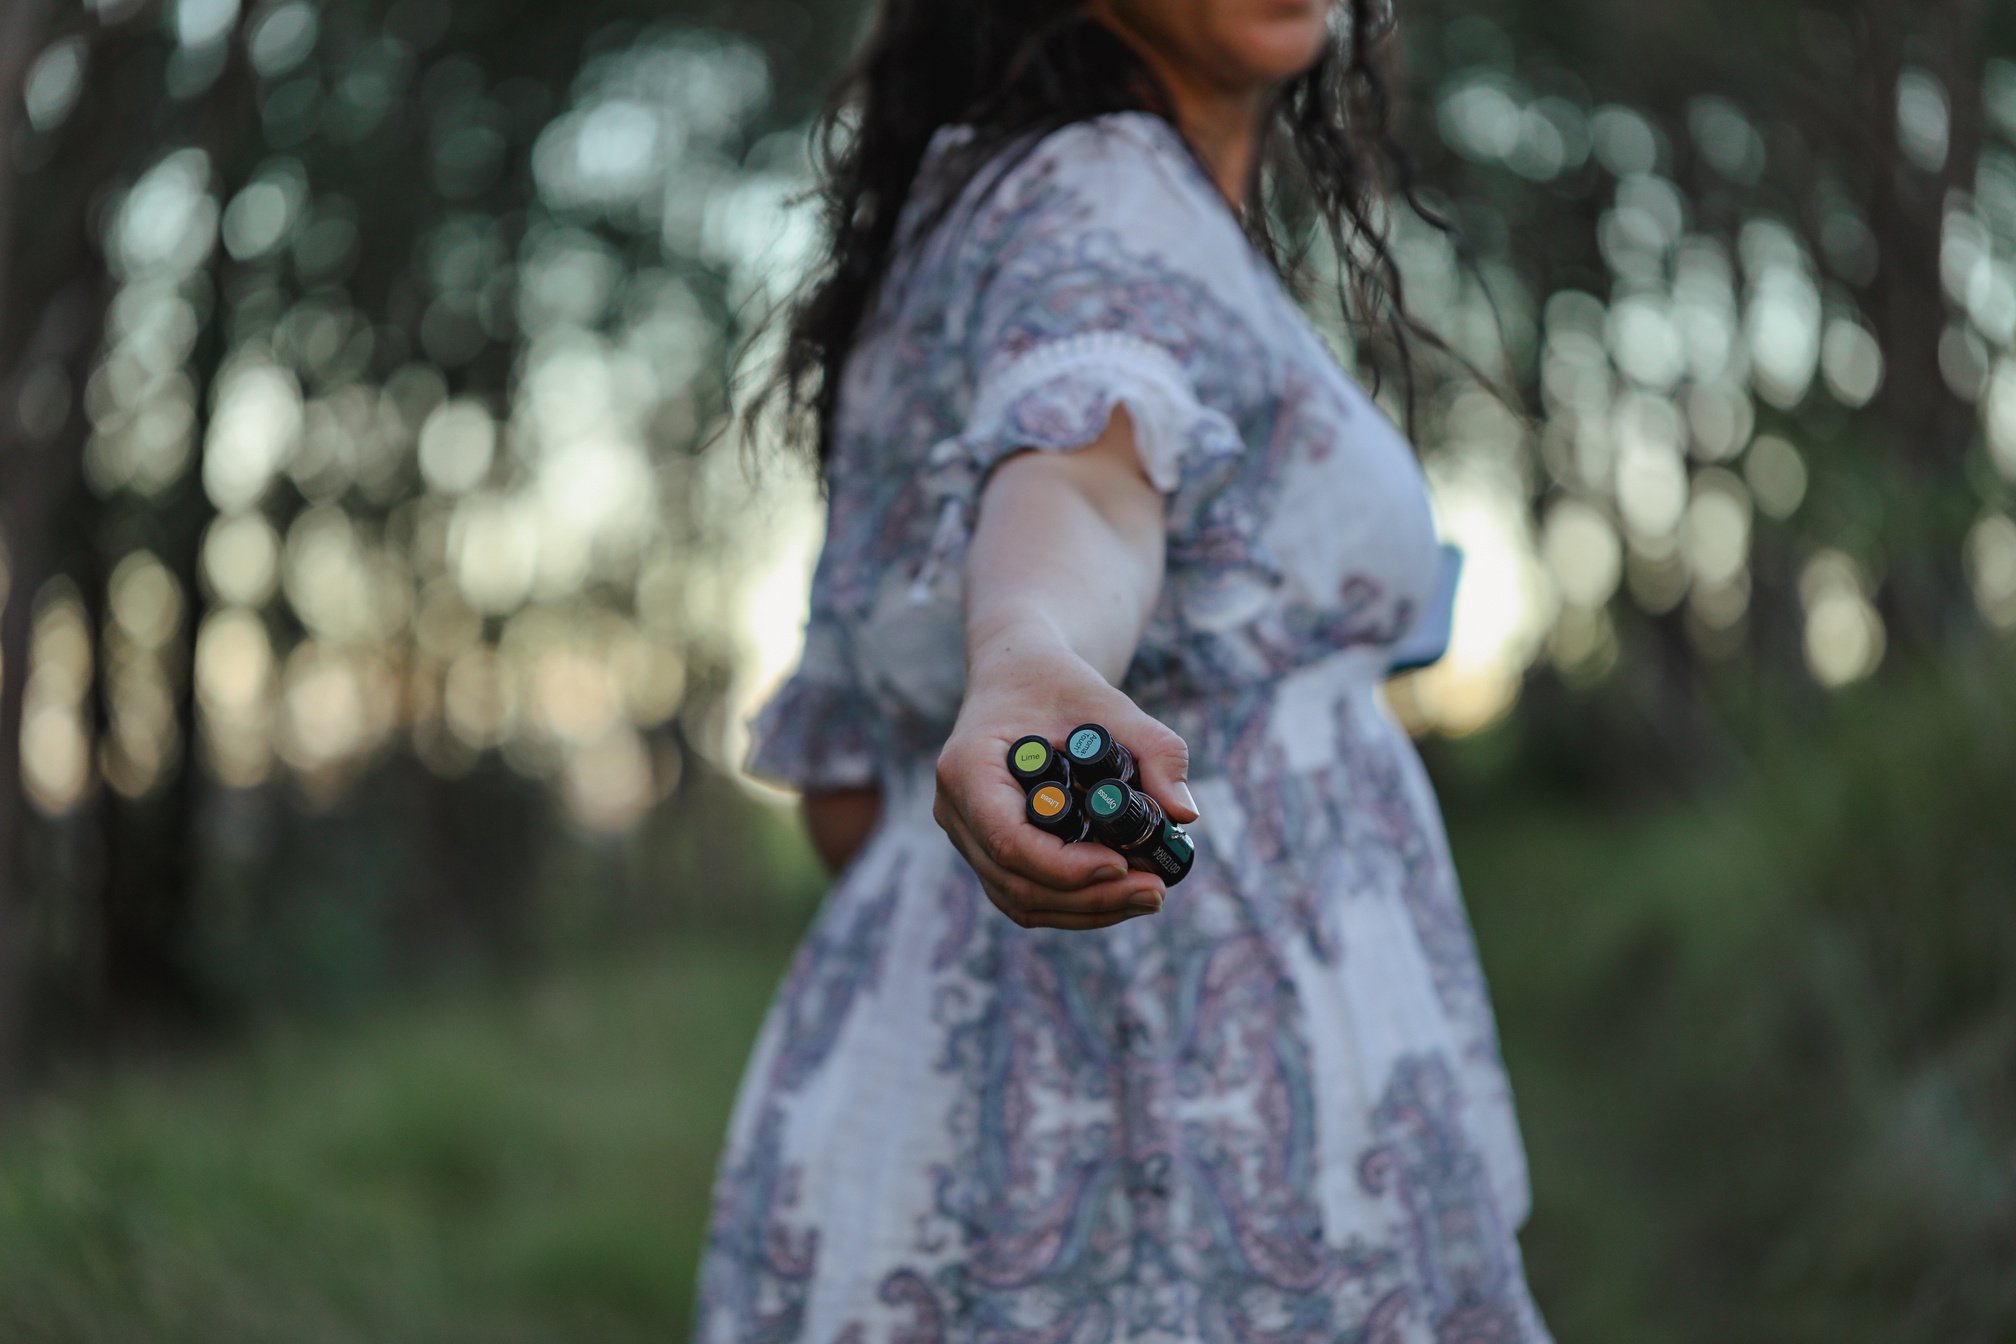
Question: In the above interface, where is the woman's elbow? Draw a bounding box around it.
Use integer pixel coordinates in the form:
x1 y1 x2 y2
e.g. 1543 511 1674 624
800 785 883 877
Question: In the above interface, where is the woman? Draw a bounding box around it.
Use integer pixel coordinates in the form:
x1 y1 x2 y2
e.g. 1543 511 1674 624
694 0 1553 1338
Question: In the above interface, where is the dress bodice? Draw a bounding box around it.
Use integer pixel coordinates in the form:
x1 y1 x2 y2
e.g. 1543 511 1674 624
745 109 1442 792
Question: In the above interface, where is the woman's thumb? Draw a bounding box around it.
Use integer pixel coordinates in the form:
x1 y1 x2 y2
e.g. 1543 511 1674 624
1130 718 1199 824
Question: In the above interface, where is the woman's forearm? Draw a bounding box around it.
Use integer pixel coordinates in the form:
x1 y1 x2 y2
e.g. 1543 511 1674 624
962 407 1168 692
800 415 1159 884
928 407 1195 931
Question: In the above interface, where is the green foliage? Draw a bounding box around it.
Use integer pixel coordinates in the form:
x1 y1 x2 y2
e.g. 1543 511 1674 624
0 940 794 1344
1459 645 2016 1344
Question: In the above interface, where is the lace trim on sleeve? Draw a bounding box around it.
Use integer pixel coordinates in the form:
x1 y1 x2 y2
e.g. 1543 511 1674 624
907 329 1247 604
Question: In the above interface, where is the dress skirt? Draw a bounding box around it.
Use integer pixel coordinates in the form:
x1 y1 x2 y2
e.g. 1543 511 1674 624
693 651 1554 1344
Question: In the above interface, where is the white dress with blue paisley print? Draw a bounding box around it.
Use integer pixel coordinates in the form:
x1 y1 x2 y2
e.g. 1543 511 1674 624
693 109 1554 1344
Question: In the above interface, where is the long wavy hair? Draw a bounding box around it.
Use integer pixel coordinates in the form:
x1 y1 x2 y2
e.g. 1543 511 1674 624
740 0 1520 484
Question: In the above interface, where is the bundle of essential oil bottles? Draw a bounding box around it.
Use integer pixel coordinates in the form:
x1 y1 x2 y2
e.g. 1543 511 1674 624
1005 723 1196 886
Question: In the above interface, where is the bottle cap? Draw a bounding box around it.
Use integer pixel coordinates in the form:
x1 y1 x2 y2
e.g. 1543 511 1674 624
1007 734 1071 789
1086 779 1129 820
1065 724 1112 767
1064 723 1135 786
1085 777 1154 847
1025 781 1087 841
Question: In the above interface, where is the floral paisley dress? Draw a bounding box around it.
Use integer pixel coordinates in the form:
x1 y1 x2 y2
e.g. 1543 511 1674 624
693 110 1553 1344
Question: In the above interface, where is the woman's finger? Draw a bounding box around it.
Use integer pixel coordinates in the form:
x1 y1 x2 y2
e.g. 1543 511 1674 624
981 879 1161 930
1020 871 1166 916
1018 906 1154 931
963 839 1165 920
940 785 1168 931
936 744 1116 888
1120 713 1199 824
988 860 1164 917
940 734 1129 890
963 778 1132 891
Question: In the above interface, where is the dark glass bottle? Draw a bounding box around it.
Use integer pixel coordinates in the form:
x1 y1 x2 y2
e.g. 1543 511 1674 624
1062 723 1136 789
1024 781 1090 842
1006 734 1073 791
1083 777 1195 886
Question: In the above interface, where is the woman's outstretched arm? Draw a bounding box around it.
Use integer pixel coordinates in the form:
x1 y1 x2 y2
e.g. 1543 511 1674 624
932 405 1202 931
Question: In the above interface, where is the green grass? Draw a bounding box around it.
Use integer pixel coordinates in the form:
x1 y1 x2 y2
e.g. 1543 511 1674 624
1452 648 2016 1344
2 652 2013 1343
0 941 795 1344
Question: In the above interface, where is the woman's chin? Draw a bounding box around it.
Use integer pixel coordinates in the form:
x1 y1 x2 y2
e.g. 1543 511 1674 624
1218 24 1331 84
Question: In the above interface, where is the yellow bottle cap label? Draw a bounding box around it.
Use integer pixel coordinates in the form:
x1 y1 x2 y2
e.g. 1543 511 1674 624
1031 785 1068 818
1014 741 1049 773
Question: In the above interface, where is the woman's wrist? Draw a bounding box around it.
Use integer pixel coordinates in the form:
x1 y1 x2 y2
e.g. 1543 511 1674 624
965 600 1083 698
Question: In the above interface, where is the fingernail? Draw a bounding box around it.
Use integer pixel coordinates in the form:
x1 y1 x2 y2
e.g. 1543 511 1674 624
1093 865 1126 883
1173 782 1198 816
1127 889 1164 913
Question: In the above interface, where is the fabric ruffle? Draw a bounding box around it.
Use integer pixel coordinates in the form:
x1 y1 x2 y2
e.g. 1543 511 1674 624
905 329 1248 605
741 619 885 791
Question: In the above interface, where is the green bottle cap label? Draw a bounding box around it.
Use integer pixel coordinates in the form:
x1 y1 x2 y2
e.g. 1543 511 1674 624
1068 728 1104 761
1013 740 1049 773
1088 782 1126 817
1161 822 1194 865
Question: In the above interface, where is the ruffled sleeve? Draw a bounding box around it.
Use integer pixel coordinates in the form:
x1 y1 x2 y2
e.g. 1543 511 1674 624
902 113 1264 606
741 497 886 792
906 329 1249 604
741 616 884 792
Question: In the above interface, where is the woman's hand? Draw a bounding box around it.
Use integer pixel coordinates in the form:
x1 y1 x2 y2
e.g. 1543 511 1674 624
937 405 1195 931
933 630 1199 931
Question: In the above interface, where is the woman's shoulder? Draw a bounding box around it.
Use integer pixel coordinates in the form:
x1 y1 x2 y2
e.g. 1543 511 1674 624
985 116 1279 346
969 112 1232 236
869 110 1285 421
906 112 1239 259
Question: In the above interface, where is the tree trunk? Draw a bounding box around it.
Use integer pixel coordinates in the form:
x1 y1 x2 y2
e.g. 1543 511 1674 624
0 0 61 1103
1857 0 1990 652
84 24 256 1040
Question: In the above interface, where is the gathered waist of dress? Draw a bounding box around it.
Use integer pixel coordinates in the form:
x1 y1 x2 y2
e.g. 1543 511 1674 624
1136 642 1394 758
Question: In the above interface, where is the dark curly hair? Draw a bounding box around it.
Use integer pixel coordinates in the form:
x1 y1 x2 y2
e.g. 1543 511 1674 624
740 0 1519 484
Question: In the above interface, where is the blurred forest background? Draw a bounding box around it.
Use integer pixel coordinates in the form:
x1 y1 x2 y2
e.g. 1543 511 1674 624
0 0 2013 1339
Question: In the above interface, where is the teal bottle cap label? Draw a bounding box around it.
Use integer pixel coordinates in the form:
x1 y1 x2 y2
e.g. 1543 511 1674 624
1161 822 1194 865
1088 782 1127 817
1067 727 1104 761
